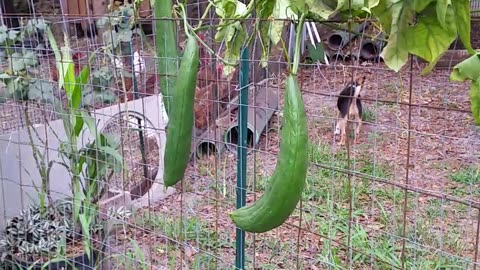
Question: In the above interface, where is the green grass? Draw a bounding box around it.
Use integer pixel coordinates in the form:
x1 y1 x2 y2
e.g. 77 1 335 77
448 166 480 198
138 215 218 247
133 139 475 269
361 107 376 123
132 213 239 268
383 83 399 93
450 166 480 185
297 141 472 269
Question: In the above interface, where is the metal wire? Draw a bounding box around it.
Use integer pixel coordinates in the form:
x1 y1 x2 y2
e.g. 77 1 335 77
0 0 479 269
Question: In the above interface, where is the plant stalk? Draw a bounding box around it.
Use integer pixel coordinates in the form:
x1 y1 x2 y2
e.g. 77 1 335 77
195 2 214 30
292 13 307 75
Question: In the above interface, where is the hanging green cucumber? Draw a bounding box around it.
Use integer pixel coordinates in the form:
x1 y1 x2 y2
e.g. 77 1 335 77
229 74 308 233
163 34 199 187
229 13 309 233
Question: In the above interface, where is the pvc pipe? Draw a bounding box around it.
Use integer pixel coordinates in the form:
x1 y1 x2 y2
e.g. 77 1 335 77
225 86 279 154
195 128 225 158
331 52 346 62
359 40 379 60
327 31 351 51
360 33 386 60
327 22 370 51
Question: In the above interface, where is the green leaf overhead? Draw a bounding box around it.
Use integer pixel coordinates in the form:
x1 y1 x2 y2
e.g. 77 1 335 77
451 0 474 55
413 0 435 12
267 0 297 46
448 53 480 125
372 0 393 34
470 80 480 125
335 0 364 12
435 0 449 29
407 4 456 64
374 1 414 72
367 0 380 9
450 53 480 82
257 0 277 68
290 0 307 15
269 1 289 44
304 0 337 19
208 0 479 124
465 98 480 127
213 0 249 76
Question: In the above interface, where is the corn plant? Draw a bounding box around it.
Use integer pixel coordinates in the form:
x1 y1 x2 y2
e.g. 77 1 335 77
46 28 125 260
0 25 127 265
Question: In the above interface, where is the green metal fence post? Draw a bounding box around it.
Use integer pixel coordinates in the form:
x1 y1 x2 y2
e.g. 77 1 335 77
235 46 249 270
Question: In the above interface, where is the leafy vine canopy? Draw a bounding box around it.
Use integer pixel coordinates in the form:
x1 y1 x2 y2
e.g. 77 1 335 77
214 0 473 73
212 0 480 124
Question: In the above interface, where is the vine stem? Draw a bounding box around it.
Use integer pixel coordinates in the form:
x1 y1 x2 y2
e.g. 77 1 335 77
279 34 291 68
196 2 214 30
179 3 191 38
292 13 307 75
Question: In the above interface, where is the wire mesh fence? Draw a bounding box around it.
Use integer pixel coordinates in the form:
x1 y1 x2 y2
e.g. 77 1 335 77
0 0 479 270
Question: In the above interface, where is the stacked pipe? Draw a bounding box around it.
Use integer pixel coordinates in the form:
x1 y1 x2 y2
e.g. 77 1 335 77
326 22 370 61
192 79 279 158
224 85 278 154
359 33 386 62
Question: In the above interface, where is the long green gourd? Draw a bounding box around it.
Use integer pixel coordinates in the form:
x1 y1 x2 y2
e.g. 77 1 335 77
163 35 199 187
229 74 308 233
229 12 309 233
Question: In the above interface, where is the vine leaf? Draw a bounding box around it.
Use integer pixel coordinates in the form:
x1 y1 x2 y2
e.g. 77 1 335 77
22 50 38 67
407 4 456 73
451 0 474 55
214 0 245 18
372 0 392 33
9 50 39 72
8 30 19 40
28 79 55 104
304 0 337 19
214 0 248 76
470 80 480 125
290 0 307 14
258 0 295 67
270 0 292 44
0 31 7 44
374 1 414 72
225 23 247 75
420 51 443 76
413 0 435 12
367 0 379 8
436 0 450 29
269 0 297 43
83 88 117 107
334 0 364 12
449 53 480 125
449 53 480 82
257 0 277 68
10 52 25 71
